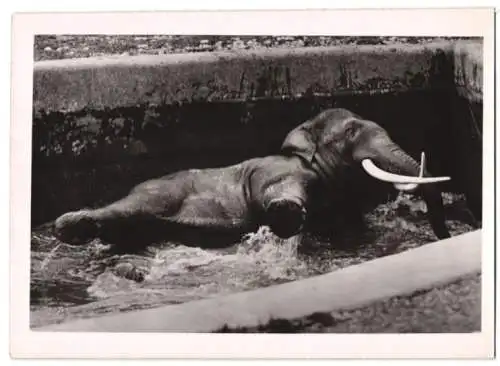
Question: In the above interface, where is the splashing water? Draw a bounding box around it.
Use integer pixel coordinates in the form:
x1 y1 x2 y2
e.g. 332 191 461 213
30 193 477 328
39 243 62 271
87 226 311 300
30 226 318 327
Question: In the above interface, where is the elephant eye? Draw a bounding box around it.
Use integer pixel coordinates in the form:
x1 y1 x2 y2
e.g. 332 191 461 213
345 124 359 140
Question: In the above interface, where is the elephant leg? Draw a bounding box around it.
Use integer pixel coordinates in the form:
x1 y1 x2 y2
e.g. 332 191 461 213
157 194 254 248
260 181 308 238
53 181 188 247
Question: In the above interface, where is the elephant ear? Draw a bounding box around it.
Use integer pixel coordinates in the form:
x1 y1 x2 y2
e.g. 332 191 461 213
281 123 317 163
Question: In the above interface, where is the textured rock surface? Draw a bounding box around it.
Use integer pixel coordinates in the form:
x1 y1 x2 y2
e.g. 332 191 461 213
35 35 470 61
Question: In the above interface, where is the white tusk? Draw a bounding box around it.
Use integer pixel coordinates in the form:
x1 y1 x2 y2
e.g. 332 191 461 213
394 152 426 192
361 157 450 186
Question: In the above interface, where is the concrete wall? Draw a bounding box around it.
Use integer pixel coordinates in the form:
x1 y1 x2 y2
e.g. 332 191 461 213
32 41 458 167
449 41 483 220
34 41 455 112
453 41 483 103
31 40 483 225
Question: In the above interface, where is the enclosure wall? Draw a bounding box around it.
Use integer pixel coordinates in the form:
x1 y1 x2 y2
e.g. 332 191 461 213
31 40 483 225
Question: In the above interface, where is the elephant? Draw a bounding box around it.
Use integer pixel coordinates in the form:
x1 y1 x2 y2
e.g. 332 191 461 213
53 108 451 251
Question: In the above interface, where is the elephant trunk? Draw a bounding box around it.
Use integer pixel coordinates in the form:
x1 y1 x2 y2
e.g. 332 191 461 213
377 143 425 177
365 142 451 239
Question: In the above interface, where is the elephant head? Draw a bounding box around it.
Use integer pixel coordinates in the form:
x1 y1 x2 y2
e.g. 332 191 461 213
281 108 451 239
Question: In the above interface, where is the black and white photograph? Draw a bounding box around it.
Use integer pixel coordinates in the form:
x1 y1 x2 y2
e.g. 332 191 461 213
10 8 495 359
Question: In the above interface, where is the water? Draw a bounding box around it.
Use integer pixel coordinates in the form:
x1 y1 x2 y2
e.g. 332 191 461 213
30 192 477 328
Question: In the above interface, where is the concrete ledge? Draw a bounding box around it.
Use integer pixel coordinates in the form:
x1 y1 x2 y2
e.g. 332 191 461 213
34 41 453 112
37 230 481 332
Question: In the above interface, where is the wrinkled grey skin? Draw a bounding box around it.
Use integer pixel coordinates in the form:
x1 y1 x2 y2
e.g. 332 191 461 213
54 108 450 250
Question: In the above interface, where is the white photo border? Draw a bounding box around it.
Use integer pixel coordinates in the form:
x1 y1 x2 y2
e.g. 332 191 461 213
10 8 495 359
